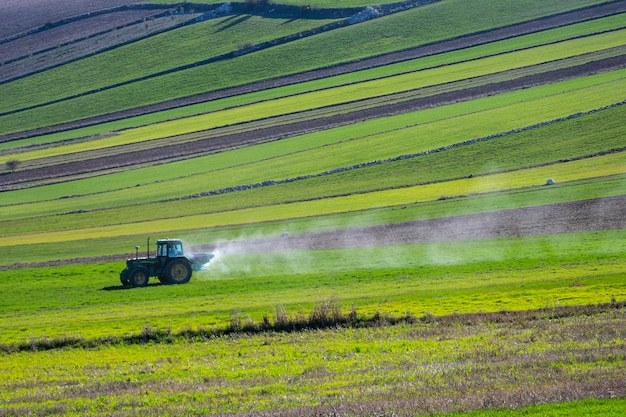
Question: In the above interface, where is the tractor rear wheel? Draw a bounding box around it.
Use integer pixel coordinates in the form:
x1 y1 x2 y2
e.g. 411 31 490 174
165 259 192 284
129 267 150 287
120 272 131 287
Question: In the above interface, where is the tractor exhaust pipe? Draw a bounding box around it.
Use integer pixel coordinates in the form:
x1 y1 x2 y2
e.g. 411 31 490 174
147 237 150 259
135 246 139 260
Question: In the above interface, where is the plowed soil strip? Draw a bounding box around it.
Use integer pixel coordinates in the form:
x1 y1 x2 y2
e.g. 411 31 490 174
3 54 625 187
2 196 623 270
216 195 626 254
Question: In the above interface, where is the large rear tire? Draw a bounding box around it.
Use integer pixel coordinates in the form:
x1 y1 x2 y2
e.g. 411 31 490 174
129 267 150 287
120 270 131 287
165 259 192 284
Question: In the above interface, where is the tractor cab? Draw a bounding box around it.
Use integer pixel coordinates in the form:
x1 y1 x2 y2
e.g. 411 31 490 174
157 239 184 266
157 239 183 257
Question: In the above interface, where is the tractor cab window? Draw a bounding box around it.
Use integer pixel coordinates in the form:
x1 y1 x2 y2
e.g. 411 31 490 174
158 243 168 257
168 242 183 257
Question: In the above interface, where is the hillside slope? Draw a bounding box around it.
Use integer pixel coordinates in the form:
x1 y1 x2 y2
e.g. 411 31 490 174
0 0 624 263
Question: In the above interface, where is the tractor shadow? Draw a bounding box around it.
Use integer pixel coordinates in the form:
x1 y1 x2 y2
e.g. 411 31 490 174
101 283 163 291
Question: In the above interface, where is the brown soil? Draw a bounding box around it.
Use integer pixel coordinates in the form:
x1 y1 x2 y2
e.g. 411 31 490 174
213 195 626 254
3 195 622 271
0 0 141 40
0 11 179 84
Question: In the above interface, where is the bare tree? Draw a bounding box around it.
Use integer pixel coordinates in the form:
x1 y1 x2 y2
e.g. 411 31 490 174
5 159 20 173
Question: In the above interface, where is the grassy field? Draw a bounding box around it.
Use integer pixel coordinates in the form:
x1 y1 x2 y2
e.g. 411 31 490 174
1 0 624 415
1 297 624 415
5 27 625 163
3 68 625 206
4 10 623 152
0 0 608 134
1 224 625 413
0 15 342 113
1 170 624 268
1 227 625 344
1 152 624 248
1 71 624 246
444 399 626 417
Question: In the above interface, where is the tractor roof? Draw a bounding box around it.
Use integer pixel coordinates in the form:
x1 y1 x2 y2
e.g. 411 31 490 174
156 238 182 244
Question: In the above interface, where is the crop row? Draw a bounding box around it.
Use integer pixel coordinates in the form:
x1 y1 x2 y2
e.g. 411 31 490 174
2 173 623 266
4 10 623 153
3 68 624 205
1 228 625 341
1 71 623 228
1 99 625 239
4 18 624 159
0 15 340 115
0 0 608 135
5 150 624 247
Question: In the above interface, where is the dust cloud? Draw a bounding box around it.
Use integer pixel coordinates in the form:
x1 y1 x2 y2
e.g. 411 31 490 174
184 195 624 280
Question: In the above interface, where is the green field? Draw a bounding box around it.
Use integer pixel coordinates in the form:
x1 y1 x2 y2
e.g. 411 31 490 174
0 0 624 415
5 27 626 163
4 10 624 152
2 228 625 344
2 70 625 209
1 230 625 414
0 0 610 134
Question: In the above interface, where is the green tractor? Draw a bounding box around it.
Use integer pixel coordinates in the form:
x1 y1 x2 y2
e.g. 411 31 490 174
120 238 214 287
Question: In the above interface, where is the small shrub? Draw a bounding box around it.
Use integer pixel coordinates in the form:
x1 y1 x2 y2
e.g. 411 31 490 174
5 159 20 173
229 310 243 332
372 310 392 326
347 306 358 325
421 311 437 324
237 42 254 51
404 311 417 324
274 304 289 329
308 299 344 328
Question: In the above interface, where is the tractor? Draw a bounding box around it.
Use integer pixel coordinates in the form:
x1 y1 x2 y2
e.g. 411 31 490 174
120 238 214 287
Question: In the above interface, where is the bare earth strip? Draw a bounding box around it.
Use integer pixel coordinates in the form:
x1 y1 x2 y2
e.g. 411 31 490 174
2 195 623 270
214 195 626 253
0 0 144 40
0 11 199 84
0 10 164 62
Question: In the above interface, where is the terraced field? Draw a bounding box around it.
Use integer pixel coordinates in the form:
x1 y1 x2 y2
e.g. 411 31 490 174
0 0 624 416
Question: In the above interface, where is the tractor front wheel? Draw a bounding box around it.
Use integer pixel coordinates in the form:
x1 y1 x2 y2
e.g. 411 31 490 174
129 267 150 287
165 259 192 284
